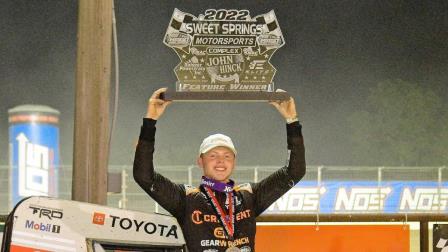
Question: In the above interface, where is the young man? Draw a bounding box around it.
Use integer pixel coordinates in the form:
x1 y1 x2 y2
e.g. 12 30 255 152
134 87 306 252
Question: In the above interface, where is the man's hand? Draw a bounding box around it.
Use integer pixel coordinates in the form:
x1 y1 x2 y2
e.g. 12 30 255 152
146 87 172 120
269 89 298 121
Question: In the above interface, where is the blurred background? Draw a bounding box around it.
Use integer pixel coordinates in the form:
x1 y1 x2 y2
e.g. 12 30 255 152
1 0 447 168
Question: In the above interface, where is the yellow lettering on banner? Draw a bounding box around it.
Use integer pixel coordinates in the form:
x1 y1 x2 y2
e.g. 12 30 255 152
204 214 218 223
227 237 249 247
214 227 226 239
219 240 227 247
236 209 251 221
191 210 203 224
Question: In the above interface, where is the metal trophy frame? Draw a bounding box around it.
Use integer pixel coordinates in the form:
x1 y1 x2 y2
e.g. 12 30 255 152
162 9 290 101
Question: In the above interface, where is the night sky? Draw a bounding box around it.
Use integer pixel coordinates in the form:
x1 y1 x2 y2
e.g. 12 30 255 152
1 0 447 167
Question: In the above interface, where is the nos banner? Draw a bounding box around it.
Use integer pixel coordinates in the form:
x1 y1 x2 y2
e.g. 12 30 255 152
434 224 448 252
256 225 409 252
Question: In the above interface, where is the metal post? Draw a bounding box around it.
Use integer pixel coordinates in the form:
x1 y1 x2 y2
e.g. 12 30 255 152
8 149 12 211
72 0 113 204
438 167 444 215
378 167 383 210
254 166 259 183
316 166 323 230
420 221 428 252
119 168 127 209
188 165 194 185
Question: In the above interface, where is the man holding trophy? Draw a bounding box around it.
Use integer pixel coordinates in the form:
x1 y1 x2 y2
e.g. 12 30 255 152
134 9 305 252
134 87 305 252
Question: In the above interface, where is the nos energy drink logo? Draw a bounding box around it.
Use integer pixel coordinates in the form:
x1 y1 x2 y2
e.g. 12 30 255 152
10 123 59 205
265 181 448 214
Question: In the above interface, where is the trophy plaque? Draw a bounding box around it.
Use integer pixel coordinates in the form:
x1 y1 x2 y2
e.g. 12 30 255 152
162 9 289 101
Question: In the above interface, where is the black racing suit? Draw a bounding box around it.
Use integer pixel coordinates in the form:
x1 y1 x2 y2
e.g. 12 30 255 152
133 118 306 252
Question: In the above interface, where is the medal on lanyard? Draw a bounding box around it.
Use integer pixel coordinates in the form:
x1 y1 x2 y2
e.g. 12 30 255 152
203 186 235 239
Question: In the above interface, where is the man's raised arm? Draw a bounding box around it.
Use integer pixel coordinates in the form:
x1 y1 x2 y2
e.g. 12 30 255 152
252 90 306 216
133 88 186 219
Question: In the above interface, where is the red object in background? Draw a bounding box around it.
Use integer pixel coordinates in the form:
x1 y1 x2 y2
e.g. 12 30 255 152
10 245 51 252
256 225 409 252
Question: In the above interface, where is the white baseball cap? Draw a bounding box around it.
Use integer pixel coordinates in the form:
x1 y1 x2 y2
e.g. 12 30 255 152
199 133 237 156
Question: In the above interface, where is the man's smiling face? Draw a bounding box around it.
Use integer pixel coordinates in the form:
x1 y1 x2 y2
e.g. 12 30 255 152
197 146 236 183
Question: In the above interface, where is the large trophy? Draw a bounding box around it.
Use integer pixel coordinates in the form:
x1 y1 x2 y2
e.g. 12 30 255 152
162 9 289 101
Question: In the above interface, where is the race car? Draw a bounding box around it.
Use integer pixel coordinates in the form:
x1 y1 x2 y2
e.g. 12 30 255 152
1 196 186 252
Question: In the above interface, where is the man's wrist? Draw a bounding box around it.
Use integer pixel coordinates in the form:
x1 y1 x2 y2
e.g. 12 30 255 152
286 116 299 124
145 112 159 120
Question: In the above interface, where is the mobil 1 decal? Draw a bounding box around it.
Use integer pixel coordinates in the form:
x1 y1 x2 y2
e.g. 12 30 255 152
164 9 285 92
